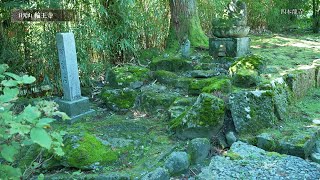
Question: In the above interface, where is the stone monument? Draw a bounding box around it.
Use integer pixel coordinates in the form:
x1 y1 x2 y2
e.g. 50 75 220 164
55 32 94 122
209 0 250 58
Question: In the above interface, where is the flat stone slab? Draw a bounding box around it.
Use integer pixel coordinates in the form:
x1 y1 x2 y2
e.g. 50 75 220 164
257 123 320 158
198 141 320 179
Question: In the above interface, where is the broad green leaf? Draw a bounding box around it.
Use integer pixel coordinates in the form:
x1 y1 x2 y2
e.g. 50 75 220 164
0 111 14 123
30 127 52 149
9 122 31 135
1 79 18 87
0 64 9 74
4 72 22 81
0 165 22 179
21 75 36 84
1 144 18 162
18 105 41 124
36 118 55 128
0 87 19 103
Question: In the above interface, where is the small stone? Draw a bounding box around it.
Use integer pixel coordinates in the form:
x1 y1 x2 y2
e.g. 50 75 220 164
188 138 211 164
141 167 170 180
226 131 237 146
313 119 320 125
164 151 190 175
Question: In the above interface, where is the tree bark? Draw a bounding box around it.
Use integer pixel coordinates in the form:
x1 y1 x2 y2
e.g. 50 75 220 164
313 0 320 33
166 0 208 50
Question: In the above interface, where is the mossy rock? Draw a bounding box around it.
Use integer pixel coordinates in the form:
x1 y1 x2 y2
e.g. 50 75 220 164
171 93 225 139
153 70 179 86
149 58 193 72
232 69 260 88
189 77 231 95
256 122 320 158
283 66 316 100
106 65 151 88
229 90 276 135
229 54 266 75
139 90 181 114
101 88 138 112
63 133 119 169
168 97 197 119
202 78 232 94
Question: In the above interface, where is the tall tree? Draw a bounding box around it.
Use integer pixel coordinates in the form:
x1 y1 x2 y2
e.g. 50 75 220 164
166 0 208 51
313 0 320 33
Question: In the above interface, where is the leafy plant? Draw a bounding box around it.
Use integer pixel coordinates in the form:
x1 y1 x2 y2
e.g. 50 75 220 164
0 64 69 179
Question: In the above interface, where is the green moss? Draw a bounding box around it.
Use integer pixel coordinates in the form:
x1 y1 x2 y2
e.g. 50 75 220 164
266 152 286 157
170 107 191 130
171 93 225 130
196 94 225 126
202 78 232 93
189 77 231 95
150 57 192 72
232 69 260 88
224 151 243 160
229 54 266 75
140 91 180 113
101 88 138 110
153 70 178 86
107 65 150 88
189 18 209 47
64 133 118 168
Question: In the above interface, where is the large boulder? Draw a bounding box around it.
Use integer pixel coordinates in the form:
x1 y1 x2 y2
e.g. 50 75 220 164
149 58 193 72
229 90 276 134
139 84 180 114
101 88 138 112
171 93 225 139
62 133 119 170
106 65 150 88
152 70 192 89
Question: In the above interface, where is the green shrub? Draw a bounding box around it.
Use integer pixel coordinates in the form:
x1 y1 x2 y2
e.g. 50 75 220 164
0 64 69 179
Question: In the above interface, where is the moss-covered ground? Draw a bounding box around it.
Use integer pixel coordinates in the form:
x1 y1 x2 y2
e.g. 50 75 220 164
250 34 320 75
49 109 186 178
36 33 320 179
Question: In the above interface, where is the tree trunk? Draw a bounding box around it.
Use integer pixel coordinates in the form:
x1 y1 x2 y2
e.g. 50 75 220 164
313 0 320 33
166 0 208 50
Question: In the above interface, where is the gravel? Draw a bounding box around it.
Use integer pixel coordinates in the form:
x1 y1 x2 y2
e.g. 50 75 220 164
198 141 320 180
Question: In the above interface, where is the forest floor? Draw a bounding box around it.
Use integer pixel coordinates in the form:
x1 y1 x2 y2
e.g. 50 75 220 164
40 33 320 179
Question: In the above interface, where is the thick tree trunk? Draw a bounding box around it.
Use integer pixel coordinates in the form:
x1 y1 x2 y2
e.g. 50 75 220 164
166 0 208 50
313 0 320 33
